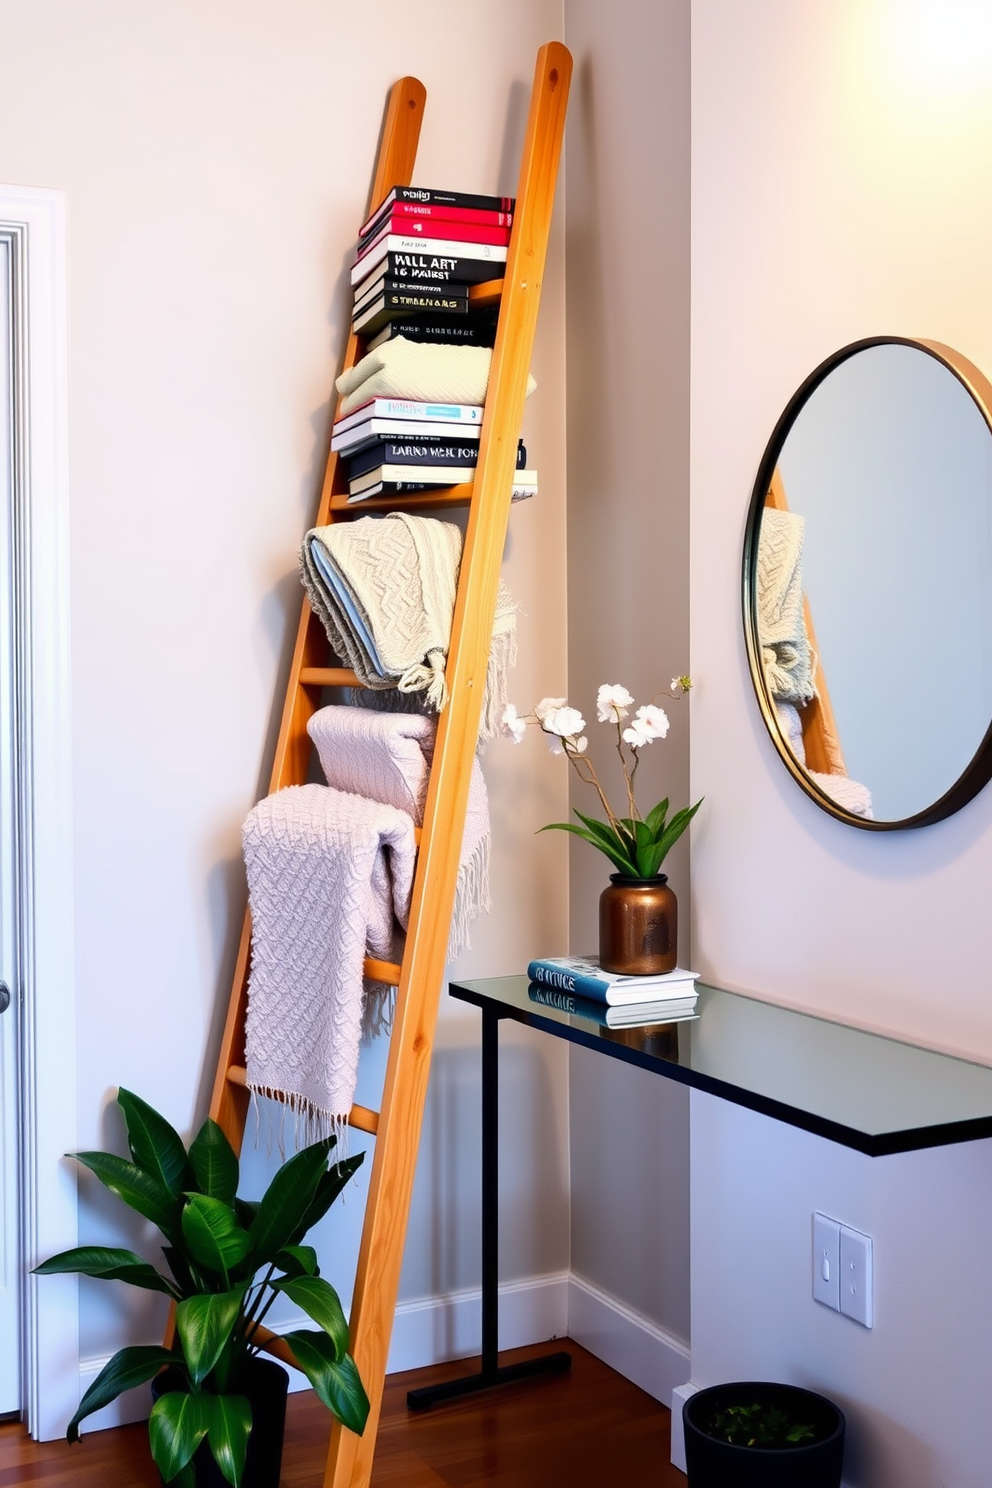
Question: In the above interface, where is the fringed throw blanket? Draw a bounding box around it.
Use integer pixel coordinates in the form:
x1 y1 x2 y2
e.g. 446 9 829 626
301 512 516 742
307 705 491 960
243 784 415 1134
334 335 537 419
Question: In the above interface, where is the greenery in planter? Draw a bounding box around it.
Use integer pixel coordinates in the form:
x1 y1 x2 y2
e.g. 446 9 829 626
706 1401 817 1449
34 1088 369 1487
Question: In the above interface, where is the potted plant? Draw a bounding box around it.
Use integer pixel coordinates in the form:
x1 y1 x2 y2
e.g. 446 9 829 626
683 1380 845 1487
502 680 702 974
34 1088 369 1487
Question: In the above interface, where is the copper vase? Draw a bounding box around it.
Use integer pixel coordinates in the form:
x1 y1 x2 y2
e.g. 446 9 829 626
598 874 677 975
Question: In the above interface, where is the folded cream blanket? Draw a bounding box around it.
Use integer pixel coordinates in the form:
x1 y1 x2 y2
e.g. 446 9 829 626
243 783 415 1134
757 508 815 705
301 512 516 742
308 705 490 959
335 335 536 418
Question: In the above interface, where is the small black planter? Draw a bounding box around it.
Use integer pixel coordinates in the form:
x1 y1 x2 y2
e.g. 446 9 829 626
683 1380 844 1488
151 1358 289 1488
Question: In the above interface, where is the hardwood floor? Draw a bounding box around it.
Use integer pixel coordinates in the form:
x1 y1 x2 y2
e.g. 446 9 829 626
0 1341 687 1487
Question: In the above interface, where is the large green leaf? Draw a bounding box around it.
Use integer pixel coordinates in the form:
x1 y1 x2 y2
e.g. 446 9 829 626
275 1245 319 1278
149 1391 212 1482
33 1245 178 1298
65 1345 178 1442
175 1288 246 1386
539 821 637 877
188 1120 240 1206
288 1153 364 1244
248 1137 336 1264
271 1276 348 1359
652 798 703 867
117 1088 190 1197
202 1392 252 1488
73 1151 181 1240
644 798 670 837
283 1331 369 1435
182 1195 252 1278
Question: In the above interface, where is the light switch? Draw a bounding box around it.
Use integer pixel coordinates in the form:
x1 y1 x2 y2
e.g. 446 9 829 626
812 1212 841 1311
839 1224 873 1329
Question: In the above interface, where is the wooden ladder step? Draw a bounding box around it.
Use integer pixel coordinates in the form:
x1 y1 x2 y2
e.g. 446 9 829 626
328 485 475 514
299 666 362 687
224 1066 381 1136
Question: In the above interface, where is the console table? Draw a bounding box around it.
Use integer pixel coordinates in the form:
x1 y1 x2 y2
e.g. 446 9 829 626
405 975 992 1409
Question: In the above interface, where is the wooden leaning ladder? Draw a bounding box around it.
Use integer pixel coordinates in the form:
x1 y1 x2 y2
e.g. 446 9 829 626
206 42 571 1488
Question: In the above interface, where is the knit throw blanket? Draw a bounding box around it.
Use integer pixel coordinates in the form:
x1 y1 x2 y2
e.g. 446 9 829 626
301 512 516 742
756 507 815 705
243 784 415 1134
335 335 537 419
307 704 490 960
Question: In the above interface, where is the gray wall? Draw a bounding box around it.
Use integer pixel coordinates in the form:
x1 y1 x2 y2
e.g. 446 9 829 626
563 0 691 1342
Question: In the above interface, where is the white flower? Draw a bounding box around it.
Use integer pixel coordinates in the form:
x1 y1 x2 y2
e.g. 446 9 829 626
501 703 527 744
543 705 586 739
534 696 567 723
633 704 670 740
596 683 635 722
572 736 588 754
622 719 652 748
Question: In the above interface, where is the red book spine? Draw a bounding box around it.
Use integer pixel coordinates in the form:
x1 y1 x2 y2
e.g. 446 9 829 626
366 202 513 231
356 217 513 258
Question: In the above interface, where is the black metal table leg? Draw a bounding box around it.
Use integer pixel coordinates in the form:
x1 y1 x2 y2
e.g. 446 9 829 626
407 1005 571 1410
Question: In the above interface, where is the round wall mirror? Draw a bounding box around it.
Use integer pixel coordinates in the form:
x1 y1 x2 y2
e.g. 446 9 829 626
743 337 992 830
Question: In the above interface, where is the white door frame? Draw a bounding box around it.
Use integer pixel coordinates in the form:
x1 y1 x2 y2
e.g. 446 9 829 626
1 185 78 1442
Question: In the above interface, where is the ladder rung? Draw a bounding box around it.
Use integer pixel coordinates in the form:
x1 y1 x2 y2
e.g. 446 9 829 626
299 666 362 687
225 1066 381 1136
364 956 402 984
469 278 502 309
329 485 475 514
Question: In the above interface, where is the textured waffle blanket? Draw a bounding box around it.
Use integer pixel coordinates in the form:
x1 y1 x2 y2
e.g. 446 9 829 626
307 705 491 961
757 508 815 705
301 512 516 742
335 335 536 419
243 783 415 1134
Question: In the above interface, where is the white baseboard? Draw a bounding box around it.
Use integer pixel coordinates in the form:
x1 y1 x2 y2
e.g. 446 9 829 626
566 1272 691 1408
76 1271 571 1434
77 1270 687 1437
670 1380 699 1472
388 1270 570 1373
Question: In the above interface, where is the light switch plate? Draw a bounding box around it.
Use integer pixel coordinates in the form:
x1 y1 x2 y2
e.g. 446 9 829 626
813 1212 841 1311
839 1224 873 1328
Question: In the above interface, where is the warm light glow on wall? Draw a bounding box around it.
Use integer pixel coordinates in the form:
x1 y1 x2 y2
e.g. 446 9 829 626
891 0 992 90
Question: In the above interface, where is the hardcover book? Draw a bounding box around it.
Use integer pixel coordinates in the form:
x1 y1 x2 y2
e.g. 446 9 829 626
348 470 538 504
526 955 701 1006
352 276 469 319
332 398 485 437
356 252 505 295
351 234 508 287
353 288 469 336
527 984 698 1028
360 186 515 240
345 438 525 480
365 314 499 352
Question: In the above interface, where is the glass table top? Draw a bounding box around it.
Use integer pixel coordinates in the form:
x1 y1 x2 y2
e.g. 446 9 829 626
448 975 992 1155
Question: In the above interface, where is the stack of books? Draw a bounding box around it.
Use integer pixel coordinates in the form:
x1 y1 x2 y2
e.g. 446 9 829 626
351 185 513 341
526 955 701 1027
332 396 538 504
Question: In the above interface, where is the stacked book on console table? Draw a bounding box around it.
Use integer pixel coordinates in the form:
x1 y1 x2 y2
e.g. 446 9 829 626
527 955 700 1016
351 186 512 338
332 396 537 503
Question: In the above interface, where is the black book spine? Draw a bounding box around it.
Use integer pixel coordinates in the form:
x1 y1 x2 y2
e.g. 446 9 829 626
362 252 504 288
346 439 527 479
369 314 498 349
362 187 516 237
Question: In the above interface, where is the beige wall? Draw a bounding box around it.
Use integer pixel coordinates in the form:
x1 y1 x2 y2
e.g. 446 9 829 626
564 0 691 1342
690 3 992 1481
0 0 570 1373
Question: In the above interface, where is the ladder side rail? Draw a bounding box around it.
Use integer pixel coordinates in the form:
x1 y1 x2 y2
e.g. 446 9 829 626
324 40 572 1488
209 76 426 1146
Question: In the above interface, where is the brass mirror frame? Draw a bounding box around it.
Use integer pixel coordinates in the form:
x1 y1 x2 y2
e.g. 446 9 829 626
743 335 992 831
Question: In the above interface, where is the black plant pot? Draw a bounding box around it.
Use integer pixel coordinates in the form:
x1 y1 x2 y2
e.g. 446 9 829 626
683 1380 845 1488
151 1358 289 1488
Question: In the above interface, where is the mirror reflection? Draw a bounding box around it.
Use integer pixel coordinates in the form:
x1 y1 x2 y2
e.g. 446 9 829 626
745 339 992 828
